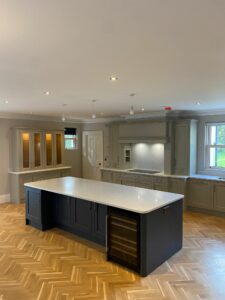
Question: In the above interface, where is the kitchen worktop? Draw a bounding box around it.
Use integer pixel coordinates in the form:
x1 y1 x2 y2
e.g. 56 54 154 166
101 168 225 182
24 176 183 214
101 168 188 179
9 166 71 175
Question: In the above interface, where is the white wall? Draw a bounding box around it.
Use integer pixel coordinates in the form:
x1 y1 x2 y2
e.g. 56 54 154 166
131 143 164 171
0 117 82 197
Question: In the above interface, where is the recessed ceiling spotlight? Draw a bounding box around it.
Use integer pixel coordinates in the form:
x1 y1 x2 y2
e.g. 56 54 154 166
141 106 145 112
62 115 66 122
4 100 9 104
196 101 201 105
92 113 96 119
44 91 50 96
129 93 136 97
129 106 134 115
110 76 118 81
62 103 67 107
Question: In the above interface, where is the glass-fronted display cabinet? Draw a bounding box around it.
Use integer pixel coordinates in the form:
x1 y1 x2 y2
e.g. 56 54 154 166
10 128 65 171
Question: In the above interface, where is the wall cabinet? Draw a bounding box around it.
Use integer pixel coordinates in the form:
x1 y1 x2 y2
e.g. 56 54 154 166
10 128 65 172
9 127 70 203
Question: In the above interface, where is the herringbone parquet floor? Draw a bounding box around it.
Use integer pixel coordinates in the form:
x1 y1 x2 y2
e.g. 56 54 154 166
0 204 225 300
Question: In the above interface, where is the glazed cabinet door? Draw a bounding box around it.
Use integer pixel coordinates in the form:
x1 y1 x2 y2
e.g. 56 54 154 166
54 132 64 167
20 131 32 170
31 131 43 169
44 132 54 167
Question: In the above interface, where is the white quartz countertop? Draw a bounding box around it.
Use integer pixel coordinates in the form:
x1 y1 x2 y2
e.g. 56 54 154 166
24 176 183 214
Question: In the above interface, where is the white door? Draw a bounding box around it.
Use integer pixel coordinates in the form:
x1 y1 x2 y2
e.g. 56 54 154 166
82 131 103 180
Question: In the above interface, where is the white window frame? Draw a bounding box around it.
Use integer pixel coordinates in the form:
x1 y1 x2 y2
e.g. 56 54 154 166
64 134 78 150
205 122 225 170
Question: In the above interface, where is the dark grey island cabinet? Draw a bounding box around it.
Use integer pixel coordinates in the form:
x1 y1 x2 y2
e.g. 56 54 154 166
25 177 183 277
25 187 107 246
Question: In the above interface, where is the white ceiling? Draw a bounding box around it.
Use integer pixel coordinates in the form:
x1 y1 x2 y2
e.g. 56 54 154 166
0 0 225 121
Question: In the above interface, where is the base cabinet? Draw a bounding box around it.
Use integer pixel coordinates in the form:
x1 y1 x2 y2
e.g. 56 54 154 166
25 187 183 277
213 183 225 212
188 180 213 209
10 167 71 203
25 188 54 230
25 188 107 246
188 179 225 214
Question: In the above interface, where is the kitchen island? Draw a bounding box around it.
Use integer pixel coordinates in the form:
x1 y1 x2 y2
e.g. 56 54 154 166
25 176 183 276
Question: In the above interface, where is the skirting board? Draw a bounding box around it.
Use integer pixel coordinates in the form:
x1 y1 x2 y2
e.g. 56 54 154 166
0 194 11 204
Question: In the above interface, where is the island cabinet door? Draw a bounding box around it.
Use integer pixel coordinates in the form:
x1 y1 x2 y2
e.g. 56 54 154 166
25 188 54 231
92 203 107 245
54 195 71 227
73 198 92 236
26 188 42 227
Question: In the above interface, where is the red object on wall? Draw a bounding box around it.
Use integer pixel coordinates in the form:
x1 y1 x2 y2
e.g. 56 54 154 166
164 106 172 111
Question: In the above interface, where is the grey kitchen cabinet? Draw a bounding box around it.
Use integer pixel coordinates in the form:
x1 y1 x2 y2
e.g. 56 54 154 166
121 173 136 187
101 170 113 183
173 119 198 176
152 177 169 192
213 183 225 212
112 172 122 184
136 175 153 189
9 167 71 203
188 179 213 209
168 178 187 208
10 128 65 172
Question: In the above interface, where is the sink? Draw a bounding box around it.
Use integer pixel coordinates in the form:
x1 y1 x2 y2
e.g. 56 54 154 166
128 169 160 174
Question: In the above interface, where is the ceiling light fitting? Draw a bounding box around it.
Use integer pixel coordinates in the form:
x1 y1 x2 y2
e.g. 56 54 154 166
91 99 97 119
129 106 134 115
110 76 118 81
44 91 50 96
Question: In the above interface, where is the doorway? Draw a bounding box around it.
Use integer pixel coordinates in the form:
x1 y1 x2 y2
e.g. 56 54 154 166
82 131 103 180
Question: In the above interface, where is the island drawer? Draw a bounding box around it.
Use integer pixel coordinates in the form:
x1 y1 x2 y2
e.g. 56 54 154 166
107 207 140 272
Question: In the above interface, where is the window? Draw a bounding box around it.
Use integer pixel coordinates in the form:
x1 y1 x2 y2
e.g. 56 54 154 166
206 123 225 168
64 128 78 150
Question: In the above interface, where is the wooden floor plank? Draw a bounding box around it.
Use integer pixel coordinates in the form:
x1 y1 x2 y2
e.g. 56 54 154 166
0 204 225 299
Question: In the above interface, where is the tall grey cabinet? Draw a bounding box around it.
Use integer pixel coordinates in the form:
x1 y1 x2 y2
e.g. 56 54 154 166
173 119 198 176
9 128 71 203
